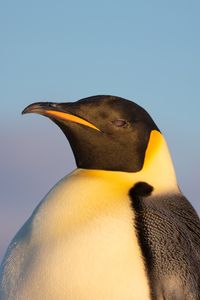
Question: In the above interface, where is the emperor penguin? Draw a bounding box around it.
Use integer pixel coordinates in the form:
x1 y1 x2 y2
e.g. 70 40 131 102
0 95 200 300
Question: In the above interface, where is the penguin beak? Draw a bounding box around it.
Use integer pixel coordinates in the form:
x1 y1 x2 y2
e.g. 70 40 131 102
22 102 100 131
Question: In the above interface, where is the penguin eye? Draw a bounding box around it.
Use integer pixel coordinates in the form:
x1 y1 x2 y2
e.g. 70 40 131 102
112 119 128 127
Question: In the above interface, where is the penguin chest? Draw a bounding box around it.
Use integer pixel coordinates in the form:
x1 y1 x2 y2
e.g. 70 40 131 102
18 209 151 300
2 172 151 300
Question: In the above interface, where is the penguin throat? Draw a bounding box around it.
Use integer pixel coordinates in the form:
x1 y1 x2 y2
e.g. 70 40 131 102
76 131 178 195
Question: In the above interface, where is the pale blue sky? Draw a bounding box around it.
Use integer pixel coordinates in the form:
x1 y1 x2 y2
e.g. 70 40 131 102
0 1 200 260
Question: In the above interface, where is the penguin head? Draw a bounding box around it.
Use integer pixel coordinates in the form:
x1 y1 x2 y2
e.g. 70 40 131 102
22 95 161 173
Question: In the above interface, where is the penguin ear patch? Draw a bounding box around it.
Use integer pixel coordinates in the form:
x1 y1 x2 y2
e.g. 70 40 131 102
129 182 153 199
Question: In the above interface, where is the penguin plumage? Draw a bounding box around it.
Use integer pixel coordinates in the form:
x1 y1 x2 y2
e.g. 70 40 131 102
0 95 200 300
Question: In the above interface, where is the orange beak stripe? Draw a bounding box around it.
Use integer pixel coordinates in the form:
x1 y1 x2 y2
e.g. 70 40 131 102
45 110 100 131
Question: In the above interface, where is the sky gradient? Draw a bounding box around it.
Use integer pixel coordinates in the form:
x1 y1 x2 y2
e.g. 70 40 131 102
1 1 200 261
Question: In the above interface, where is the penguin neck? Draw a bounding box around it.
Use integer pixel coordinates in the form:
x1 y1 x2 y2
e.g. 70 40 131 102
78 131 179 195
137 130 179 194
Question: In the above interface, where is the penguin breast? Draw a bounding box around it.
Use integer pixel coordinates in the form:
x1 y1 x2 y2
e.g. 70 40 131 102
1 169 151 300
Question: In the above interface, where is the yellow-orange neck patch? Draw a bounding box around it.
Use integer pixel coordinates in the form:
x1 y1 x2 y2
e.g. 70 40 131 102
142 130 163 169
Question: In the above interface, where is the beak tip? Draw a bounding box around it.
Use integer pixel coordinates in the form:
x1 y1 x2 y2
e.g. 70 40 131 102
21 107 29 115
21 102 46 116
